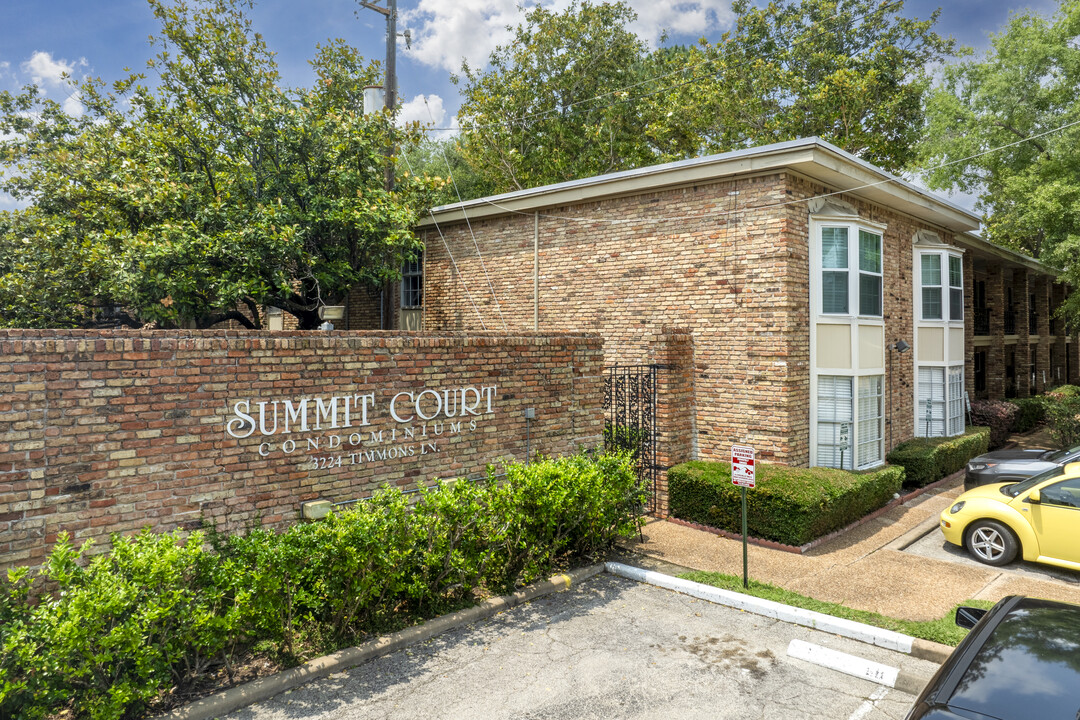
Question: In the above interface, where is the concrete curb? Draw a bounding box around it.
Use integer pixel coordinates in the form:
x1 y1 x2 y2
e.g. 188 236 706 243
155 564 605 720
607 562 928 656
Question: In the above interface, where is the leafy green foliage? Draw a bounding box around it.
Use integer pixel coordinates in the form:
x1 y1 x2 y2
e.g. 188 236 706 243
886 427 991 488
679 571 995 647
0 0 435 329
1042 395 1080 449
668 461 903 546
919 1 1080 267
1008 397 1048 433
453 0 956 194
0 452 639 719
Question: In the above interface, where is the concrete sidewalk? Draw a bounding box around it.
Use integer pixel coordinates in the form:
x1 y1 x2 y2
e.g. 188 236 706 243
621 474 1080 623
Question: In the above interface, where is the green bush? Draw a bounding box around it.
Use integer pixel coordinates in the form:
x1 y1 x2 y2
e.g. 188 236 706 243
0 452 640 720
668 461 903 547
1044 395 1080 449
885 427 990 488
1008 397 1046 433
1046 384 1080 399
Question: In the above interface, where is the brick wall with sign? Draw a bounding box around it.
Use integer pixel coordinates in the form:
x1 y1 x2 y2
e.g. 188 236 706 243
0 330 603 569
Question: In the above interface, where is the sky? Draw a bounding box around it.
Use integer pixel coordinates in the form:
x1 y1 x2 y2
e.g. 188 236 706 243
0 0 1066 211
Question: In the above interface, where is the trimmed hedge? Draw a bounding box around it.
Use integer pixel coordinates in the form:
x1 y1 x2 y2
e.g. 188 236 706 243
1008 397 1046 433
885 427 990 489
0 452 642 720
668 461 903 547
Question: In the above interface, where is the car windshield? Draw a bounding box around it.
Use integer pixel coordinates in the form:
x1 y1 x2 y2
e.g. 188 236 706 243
1002 465 1067 497
1041 445 1080 462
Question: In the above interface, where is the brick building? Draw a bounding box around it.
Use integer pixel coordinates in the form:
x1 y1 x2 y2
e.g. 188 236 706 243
346 138 1073 470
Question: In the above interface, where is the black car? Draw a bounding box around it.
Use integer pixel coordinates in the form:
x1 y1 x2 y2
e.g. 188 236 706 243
905 596 1080 720
964 445 1080 490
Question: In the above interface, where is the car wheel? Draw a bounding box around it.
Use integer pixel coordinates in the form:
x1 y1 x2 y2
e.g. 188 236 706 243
965 520 1019 566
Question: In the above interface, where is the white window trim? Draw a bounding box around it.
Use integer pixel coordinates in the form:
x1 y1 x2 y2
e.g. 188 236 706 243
809 215 889 469
912 244 966 438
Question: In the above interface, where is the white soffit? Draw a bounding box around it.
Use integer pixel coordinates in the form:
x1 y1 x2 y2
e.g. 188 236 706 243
418 138 980 233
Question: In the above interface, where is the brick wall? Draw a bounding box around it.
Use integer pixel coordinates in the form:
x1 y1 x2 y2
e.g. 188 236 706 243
422 174 810 465
421 172 960 466
0 330 603 569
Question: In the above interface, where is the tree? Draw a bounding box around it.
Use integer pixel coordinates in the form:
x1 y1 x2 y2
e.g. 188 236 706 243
454 1 661 193
919 1 1080 262
402 136 496 207
453 0 956 194
0 0 435 329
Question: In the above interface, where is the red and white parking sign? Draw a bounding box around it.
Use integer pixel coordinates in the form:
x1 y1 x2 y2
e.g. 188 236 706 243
731 445 756 488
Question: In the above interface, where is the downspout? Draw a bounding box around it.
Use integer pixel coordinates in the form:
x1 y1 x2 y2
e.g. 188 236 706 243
534 211 539 331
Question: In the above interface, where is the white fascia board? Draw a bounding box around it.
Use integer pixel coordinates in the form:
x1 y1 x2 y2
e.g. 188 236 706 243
418 138 980 233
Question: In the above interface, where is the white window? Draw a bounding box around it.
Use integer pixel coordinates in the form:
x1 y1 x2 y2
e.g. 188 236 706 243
400 257 422 308
921 255 942 320
857 376 884 468
820 226 882 317
859 230 882 316
817 376 854 469
949 256 963 321
821 227 849 314
918 250 963 322
917 366 965 437
948 366 964 435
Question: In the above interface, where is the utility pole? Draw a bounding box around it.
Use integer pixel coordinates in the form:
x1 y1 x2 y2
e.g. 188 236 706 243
357 0 397 191
357 0 399 330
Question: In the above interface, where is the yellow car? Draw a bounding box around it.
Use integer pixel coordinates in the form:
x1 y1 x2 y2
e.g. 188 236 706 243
940 462 1080 570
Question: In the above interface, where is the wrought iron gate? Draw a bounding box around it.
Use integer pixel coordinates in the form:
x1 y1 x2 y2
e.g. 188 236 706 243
602 364 659 512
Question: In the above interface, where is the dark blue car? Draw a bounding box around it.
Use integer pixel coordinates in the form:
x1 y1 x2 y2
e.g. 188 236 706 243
905 596 1080 720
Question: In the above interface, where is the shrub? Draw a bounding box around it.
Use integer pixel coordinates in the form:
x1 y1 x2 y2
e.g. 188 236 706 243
1008 397 1046 433
1046 384 1080 399
668 461 903 547
969 400 1018 448
1044 395 1080 449
0 452 640 720
886 427 990 488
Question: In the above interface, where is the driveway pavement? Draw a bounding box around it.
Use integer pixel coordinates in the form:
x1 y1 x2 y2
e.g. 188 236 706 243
225 574 938 720
624 476 1080 622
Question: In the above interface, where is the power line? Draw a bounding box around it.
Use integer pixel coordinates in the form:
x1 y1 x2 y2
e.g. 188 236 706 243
399 149 490 330
424 97 508 331
424 0 906 133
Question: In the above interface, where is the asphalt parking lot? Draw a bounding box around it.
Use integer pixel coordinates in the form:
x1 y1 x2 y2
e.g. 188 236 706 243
226 573 939 720
902 524 1080 586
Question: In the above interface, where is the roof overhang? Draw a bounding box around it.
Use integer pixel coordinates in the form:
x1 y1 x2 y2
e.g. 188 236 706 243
418 137 981 234
954 233 1058 277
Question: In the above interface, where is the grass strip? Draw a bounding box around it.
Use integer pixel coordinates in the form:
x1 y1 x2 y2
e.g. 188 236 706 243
679 570 995 647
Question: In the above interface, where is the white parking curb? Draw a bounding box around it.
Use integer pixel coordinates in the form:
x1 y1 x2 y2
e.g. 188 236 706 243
605 562 916 654
788 639 899 686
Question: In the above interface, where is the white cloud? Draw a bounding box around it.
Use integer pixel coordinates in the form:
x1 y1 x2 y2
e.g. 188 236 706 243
21 51 85 89
399 93 446 126
402 0 733 73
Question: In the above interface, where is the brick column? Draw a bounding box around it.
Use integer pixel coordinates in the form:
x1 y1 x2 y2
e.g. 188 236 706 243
986 264 1006 399
1015 269 1031 397
1052 282 1067 387
963 253 975 396
1035 275 1051 394
650 327 695 518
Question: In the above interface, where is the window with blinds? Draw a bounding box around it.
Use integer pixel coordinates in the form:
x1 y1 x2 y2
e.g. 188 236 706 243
857 376 884 468
918 365 964 437
817 376 854 469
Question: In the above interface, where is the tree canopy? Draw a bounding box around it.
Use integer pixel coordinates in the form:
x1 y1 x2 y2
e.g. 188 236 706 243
452 0 957 194
0 0 435 330
919 0 1080 262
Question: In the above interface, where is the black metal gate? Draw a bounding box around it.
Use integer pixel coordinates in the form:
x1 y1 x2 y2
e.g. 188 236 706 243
602 364 659 513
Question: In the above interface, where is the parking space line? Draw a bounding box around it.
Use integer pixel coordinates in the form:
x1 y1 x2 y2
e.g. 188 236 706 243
847 686 890 720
